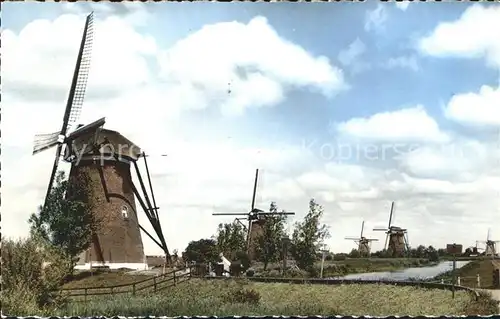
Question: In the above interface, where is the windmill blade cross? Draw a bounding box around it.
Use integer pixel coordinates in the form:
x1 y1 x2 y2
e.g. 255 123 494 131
63 11 94 135
388 201 395 229
33 132 61 155
250 168 259 211
256 212 295 216
37 12 95 211
247 168 260 252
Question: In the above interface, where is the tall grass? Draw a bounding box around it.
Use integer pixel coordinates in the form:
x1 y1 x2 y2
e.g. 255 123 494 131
48 279 496 316
1 237 70 316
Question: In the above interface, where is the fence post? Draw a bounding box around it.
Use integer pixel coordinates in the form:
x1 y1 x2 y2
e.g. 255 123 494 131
133 283 136 296
84 288 88 303
153 276 157 292
111 286 114 295
173 269 177 286
457 276 461 286
477 274 481 288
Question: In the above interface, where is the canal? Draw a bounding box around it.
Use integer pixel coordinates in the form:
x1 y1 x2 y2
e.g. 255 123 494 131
334 260 470 281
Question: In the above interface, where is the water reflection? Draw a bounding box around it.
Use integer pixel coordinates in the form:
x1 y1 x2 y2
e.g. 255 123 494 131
335 260 470 281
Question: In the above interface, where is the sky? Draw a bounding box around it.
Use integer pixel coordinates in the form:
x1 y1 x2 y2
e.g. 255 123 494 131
2 2 500 256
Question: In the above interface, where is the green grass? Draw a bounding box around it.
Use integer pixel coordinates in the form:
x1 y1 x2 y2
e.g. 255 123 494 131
433 260 499 288
40 279 497 316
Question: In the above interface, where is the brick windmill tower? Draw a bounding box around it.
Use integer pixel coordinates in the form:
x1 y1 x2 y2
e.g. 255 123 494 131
373 202 410 258
345 220 378 257
32 12 171 270
213 169 295 261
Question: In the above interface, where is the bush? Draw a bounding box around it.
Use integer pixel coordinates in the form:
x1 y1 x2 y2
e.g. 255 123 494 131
246 268 255 277
1 236 70 315
333 254 347 261
226 288 261 305
463 290 499 315
235 251 251 271
285 268 309 278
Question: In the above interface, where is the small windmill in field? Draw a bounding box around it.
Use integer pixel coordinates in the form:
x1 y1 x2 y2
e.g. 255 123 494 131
212 169 295 260
476 229 499 257
345 221 378 257
373 201 410 257
32 12 171 270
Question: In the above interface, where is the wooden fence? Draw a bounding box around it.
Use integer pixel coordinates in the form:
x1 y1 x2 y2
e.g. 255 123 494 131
59 267 192 301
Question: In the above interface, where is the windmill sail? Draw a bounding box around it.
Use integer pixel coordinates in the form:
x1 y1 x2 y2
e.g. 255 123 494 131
34 12 95 209
213 168 295 258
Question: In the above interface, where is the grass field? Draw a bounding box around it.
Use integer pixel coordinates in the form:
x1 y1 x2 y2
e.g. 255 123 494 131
48 279 498 316
434 259 500 289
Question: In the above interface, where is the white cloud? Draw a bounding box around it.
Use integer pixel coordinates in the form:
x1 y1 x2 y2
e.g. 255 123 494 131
338 38 366 66
382 55 419 72
365 4 388 32
3 8 499 258
335 106 450 143
157 16 347 115
2 11 348 254
398 139 495 182
395 2 410 12
444 85 500 127
337 38 371 74
418 4 500 69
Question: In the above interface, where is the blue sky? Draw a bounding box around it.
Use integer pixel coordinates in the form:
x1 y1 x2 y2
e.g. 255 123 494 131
2 2 500 258
5 1 497 144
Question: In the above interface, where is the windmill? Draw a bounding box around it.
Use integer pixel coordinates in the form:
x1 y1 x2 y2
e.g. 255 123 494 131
212 169 295 260
477 229 499 257
345 221 378 257
373 201 410 257
32 12 171 270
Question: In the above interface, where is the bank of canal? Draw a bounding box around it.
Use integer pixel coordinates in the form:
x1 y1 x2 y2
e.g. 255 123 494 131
332 260 470 281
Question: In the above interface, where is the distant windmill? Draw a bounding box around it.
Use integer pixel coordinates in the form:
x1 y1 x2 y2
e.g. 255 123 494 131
345 221 378 257
477 228 499 257
373 201 410 257
212 169 295 260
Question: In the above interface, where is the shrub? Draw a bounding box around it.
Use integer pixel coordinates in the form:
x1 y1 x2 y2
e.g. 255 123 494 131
225 288 261 305
1 236 70 315
285 268 308 278
333 254 347 261
246 268 255 277
462 290 499 315
267 269 282 277
235 250 251 271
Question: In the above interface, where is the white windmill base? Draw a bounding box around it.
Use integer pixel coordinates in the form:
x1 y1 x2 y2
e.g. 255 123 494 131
74 262 149 271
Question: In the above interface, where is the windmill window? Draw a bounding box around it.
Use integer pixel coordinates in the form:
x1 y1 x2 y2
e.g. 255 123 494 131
121 206 129 219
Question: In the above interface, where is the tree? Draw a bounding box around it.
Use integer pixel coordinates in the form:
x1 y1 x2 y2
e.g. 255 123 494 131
426 245 439 262
254 202 288 270
28 171 96 273
182 238 220 264
290 199 330 271
214 222 246 260
2 236 70 314
410 245 427 258
348 248 361 258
